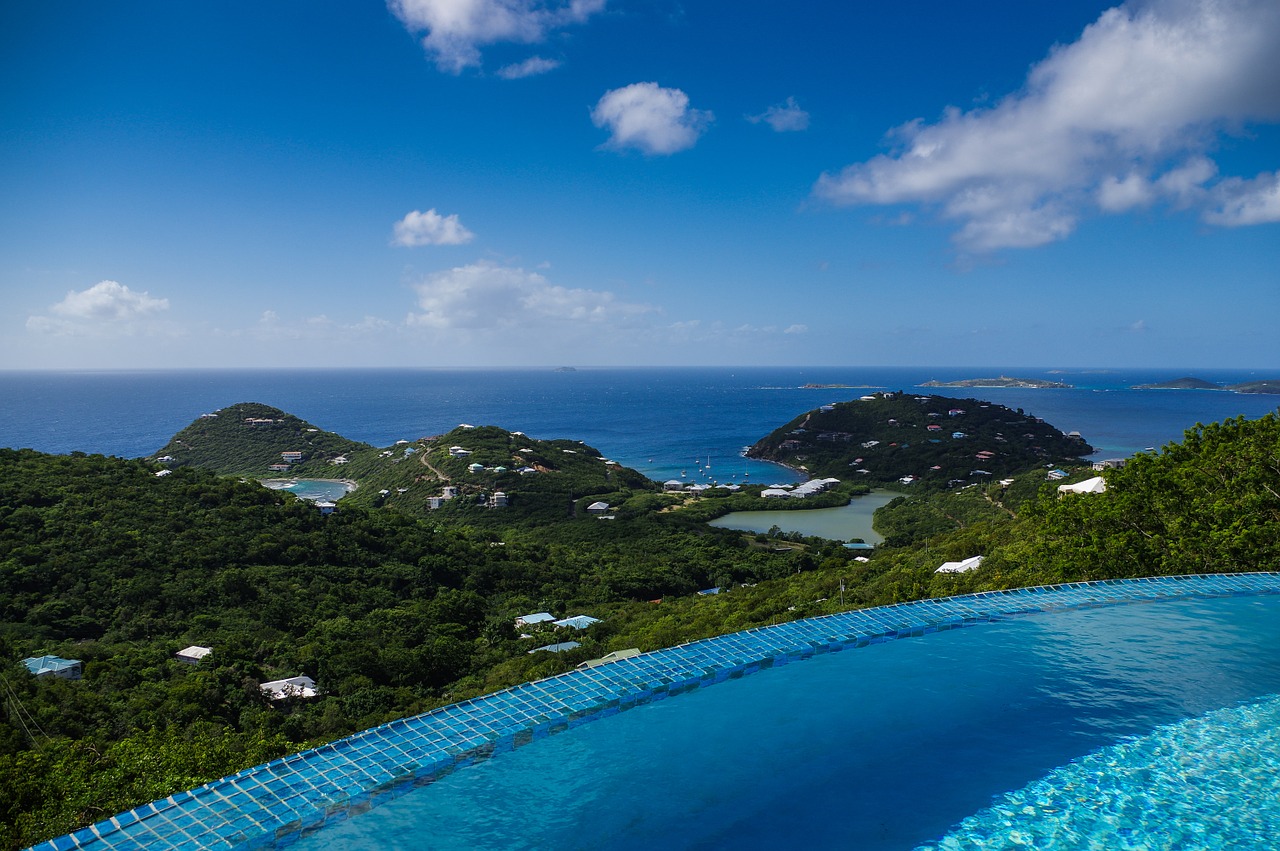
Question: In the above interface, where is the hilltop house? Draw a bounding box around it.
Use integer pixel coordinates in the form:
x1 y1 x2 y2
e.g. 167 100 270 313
515 612 556 628
22 655 82 680
587 501 611 516
175 645 213 665
935 555 985 574
281 451 303 463
1058 476 1107 495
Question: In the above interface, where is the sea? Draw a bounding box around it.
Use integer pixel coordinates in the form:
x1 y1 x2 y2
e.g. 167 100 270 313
1 366 1277 485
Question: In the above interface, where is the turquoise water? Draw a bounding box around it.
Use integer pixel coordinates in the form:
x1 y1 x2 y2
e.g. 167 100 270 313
708 489 897 542
300 595 1280 850
261 478 355 502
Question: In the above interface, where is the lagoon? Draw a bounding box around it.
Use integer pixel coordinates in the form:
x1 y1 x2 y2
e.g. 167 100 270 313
707 490 898 543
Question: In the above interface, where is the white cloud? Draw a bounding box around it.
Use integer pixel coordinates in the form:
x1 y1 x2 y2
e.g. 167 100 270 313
407 260 653 331
392 209 476 246
814 0 1280 251
50 280 169 320
496 56 561 79
783 324 808 334
1205 171 1280 225
591 82 712 155
389 0 604 74
28 280 172 336
1097 173 1155 212
747 96 810 132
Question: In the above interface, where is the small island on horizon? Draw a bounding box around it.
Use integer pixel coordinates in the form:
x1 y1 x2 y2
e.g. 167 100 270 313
1132 376 1223 390
1131 377 1280 394
918 376 1072 389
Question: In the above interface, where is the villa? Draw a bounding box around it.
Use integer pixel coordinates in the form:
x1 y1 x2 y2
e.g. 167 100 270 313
22 655 82 680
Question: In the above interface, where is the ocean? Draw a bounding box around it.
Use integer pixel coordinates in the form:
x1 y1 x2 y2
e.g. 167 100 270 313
1 366 1276 484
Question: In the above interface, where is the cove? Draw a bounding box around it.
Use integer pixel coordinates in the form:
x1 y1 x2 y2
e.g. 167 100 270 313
261 479 356 502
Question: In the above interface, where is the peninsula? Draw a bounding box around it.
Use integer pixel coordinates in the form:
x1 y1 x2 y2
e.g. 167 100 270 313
747 391 1091 490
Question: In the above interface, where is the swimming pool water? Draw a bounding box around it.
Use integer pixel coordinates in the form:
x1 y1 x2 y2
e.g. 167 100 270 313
299 595 1280 850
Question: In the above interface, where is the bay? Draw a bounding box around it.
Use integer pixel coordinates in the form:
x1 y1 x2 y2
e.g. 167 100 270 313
0 366 1276 484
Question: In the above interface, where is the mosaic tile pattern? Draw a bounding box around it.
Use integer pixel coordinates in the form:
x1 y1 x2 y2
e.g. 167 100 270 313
31 572 1280 851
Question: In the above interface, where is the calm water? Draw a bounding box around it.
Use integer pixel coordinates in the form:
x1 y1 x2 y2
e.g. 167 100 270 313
261 479 355 502
301 595 1280 851
1 367 1276 483
708 490 898 542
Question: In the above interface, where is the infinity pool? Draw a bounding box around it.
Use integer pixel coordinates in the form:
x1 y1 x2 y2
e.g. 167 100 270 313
300 594 1280 850
36 576 1280 851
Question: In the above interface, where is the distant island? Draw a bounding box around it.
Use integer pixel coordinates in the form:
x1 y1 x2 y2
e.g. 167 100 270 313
554 366 577 372
1131 377 1280 394
1133 376 1222 390
918 376 1072 389
801 383 855 389
1230 380 1280 395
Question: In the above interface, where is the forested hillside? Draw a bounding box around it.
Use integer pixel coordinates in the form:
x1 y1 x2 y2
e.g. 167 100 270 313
152 402 370 477
2 411 1277 848
748 392 1091 489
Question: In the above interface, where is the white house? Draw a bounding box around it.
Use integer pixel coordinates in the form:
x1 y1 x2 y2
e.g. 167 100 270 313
260 676 318 701
1058 476 1107 495
936 555 985 574
663 479 685 491
515 612 556 628
175 645 213 665
587 501 611 515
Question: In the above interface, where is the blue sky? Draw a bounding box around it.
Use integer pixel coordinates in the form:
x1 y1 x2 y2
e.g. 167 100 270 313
2 0 1278 369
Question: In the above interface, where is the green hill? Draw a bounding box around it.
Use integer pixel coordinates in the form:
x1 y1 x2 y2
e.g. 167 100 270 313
152 403 370 477
748 391 1092 489
341 424 659 524
151 405 659 526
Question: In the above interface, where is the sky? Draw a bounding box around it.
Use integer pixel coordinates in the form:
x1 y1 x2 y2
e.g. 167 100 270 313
2 0 1278 370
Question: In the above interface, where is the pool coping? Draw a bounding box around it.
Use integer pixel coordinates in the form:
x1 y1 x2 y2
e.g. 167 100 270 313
30 571 1280 851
